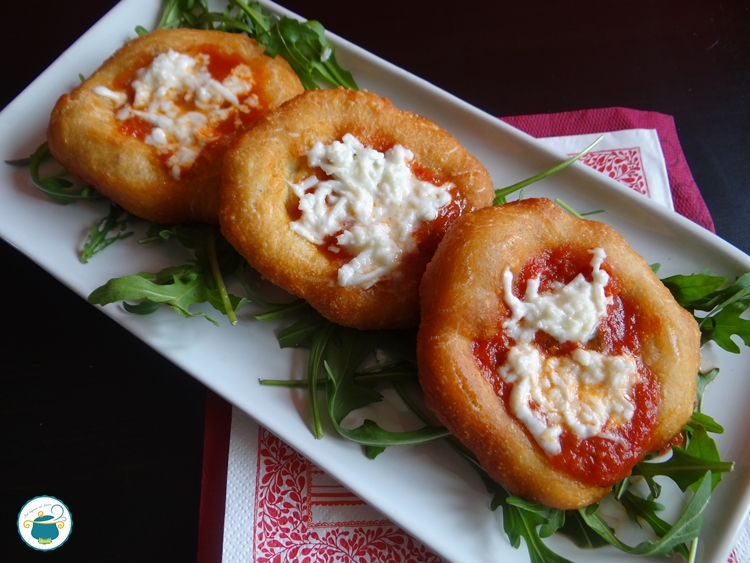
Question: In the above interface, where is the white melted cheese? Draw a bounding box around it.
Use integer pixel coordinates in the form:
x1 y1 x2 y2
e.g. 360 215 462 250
94 49 258 179
498 248 639 455
289 134 453 287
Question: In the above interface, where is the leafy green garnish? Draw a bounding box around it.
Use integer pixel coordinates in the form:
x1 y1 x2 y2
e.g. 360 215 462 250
633 446 732 493
554 198 605 218
5 142 100 204
81 204 134 263
87 225 248 325
259 316 450 451
153 0 357 90
308 322 334 439
690 410 723 434
261 17 358 90
499 494 575 563
323 326 450 452
619 492 685 556
662 271 750 352
696 368 719 410
556 509 609 549
493 136 603 205
89 265 221 324
580 472 713 558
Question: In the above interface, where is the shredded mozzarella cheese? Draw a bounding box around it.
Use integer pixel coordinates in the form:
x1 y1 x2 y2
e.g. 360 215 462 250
289 134 453 287
94 49 257 179
498 248 639 455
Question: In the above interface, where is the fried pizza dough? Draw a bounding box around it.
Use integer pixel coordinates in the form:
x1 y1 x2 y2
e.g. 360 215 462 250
47 28 303 224
220 88 494 329
417 198 701 509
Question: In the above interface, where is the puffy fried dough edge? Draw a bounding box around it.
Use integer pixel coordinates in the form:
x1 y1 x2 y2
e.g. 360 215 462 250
47 28 303 224
220 88 494 329
416 198 701 510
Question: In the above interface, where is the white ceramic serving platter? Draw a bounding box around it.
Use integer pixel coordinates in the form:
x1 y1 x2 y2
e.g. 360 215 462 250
1 1 749 562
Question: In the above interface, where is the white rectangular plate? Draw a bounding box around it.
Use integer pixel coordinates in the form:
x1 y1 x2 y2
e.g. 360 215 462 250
2 1 749 561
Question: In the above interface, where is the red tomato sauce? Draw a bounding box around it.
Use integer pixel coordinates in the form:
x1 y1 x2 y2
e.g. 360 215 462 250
471 245 660 486
319 232 356 264
198 45 245 82
111 48 268 169
120 116 152 140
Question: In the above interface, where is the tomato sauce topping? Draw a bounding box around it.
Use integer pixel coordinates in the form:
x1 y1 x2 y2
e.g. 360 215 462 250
120 116 152 140
472 246 661 486
110 47 268 171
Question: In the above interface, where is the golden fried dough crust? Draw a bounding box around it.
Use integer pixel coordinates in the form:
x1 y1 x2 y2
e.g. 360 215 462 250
220 88 494 329
47 28 303 224
417 198 700 509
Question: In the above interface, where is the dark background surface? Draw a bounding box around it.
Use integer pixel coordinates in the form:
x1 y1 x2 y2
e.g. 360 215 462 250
1 1 748 561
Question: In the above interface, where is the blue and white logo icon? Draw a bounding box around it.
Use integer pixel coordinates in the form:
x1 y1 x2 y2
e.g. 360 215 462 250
17 496 72 550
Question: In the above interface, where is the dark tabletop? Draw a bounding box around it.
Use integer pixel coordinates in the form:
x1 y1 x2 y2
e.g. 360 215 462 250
1 1 748 561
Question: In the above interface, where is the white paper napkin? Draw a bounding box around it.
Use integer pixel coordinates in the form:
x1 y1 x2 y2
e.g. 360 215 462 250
535 129 674 210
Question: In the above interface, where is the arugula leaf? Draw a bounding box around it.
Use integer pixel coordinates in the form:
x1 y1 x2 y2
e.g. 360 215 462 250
260 17 358 90
684 425 729 490
324 328 386 420
255 299 316 324
618 492 690 560
152 0 358 90
698 272 750 311
493 136 603 205
696 368 720 410
632 447 733 492
494 491 576 563
505 497 566 539
160 225 249 320
88 265 222 325
205 229 240 324
661 273 728 310
554 198 604 218
662 271 750 352
155 0 209 30
580 472 712 557
689 410 723 434
274 311 327 348
322 327 449 451
6 142 100 204
81 204 133 264
258 361 417 390
308 322 334 439
87 225 248 324
704 300 750 352
123 301 162 315
259 318 449 450
356 361 419 387
556 509 609 549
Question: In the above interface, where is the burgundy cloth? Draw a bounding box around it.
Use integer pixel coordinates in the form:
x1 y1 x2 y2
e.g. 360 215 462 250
196 109 717 563
197 390 233 563
500 107 715 232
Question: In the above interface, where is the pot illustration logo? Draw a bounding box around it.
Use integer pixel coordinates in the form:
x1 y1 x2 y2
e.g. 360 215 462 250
17 496 72 550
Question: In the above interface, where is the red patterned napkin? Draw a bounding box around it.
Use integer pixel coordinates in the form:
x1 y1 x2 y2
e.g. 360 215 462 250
501 107 715 232
196 109 726 563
